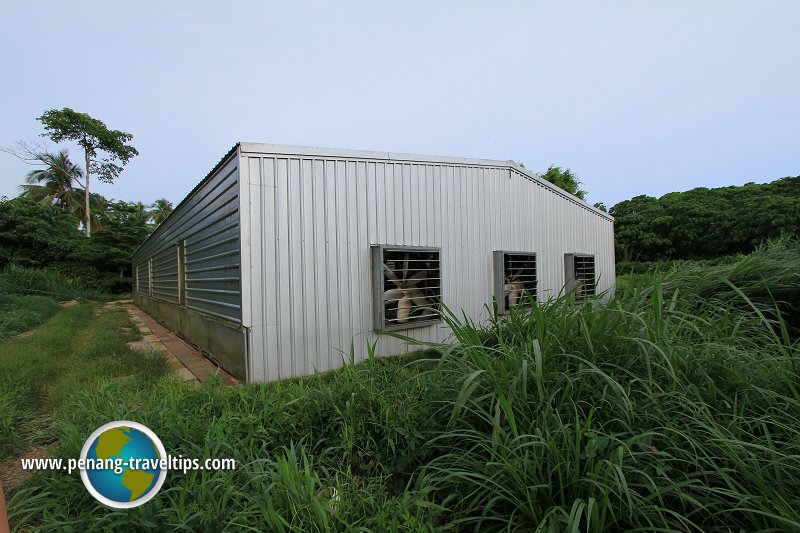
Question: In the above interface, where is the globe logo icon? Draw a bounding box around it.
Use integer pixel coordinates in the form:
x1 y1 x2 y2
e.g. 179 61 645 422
79 421 167 508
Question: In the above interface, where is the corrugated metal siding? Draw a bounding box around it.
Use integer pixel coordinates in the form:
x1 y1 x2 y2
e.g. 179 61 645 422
137 263 150 295
185 211 241 320
241 147 615 382
132 153 242 323
151 246 179 303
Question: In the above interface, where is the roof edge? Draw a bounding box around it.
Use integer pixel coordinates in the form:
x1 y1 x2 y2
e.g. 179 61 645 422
132 143 240 259
506 161 613 221
239 142 508 167
239 142 612 221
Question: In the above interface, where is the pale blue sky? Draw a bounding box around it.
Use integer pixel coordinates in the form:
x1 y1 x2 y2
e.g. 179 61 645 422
1 1 798 209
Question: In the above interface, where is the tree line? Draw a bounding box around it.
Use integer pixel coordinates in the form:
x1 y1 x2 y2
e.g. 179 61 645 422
610 177 800 262
1 108 173 292
0 196 159 292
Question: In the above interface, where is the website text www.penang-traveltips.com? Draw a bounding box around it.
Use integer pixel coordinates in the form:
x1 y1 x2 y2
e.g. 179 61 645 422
20 455 237 475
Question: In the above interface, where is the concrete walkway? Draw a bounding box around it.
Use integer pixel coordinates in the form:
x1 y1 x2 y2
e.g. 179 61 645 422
106 301 239 386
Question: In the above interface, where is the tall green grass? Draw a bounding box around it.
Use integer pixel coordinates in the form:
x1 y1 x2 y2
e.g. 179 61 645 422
0 265 115 340
0 264 111 302
7 241 800 531
621 237 800 335
411 279 799 531
0 294 60 340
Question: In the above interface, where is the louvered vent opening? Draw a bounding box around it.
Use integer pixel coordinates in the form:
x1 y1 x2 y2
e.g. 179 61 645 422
572 255 596 301
150 247 179 303
374 247 441 330
147 258 153 296
137 260 151 295
494 251 537 314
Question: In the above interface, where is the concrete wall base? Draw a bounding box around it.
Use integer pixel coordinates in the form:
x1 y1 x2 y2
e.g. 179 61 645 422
132 294 247 381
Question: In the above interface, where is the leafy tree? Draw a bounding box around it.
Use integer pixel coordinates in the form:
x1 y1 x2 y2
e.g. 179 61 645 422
593 202 608 212
66 200 152 291
37 108 138 237
540 166 587 200
0 193 153 293
611 177 800 262
516 162 591 200
611 195 673 261
149 198 174 225
77 193 110 233
0 197 83 268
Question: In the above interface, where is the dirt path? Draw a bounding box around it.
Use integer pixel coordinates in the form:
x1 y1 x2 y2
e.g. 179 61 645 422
0 448 51 492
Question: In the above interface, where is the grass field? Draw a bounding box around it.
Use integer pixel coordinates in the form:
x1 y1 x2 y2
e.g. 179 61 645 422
3 240 799 531
0 304 167 463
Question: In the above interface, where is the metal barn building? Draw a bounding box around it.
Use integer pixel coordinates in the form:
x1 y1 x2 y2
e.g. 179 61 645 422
132 143 615 383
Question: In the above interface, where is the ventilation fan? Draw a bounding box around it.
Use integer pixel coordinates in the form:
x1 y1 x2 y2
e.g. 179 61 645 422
372 246 441 330
565 253 596 301
493 251 537 314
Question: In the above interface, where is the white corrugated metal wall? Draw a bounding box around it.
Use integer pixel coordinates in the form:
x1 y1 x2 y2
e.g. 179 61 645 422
239 144 615 383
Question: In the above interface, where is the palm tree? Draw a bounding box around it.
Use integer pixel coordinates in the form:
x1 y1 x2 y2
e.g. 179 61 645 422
149 198 174 225
131 202 152 226
18 149 108 231
18 149 84 213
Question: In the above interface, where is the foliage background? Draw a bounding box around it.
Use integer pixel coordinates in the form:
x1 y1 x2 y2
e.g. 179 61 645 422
611 176 800 262
0 197 151 293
